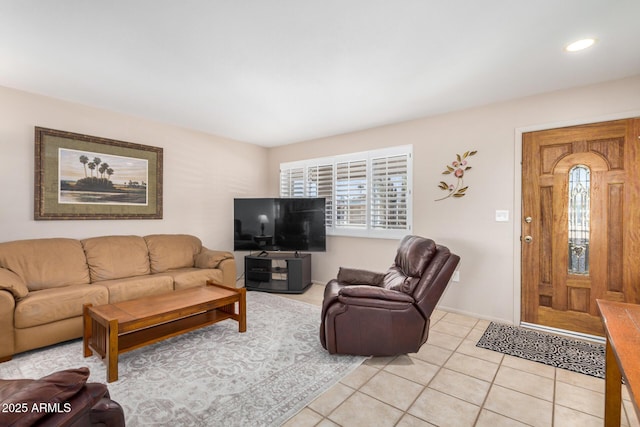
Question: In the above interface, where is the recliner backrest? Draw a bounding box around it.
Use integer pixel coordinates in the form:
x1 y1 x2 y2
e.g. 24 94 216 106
412 245 459 319
383 236 437 294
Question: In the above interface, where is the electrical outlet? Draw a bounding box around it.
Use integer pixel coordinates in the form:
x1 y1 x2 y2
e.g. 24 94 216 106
452 270 460 282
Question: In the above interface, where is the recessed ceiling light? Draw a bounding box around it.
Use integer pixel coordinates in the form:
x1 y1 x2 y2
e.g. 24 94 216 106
565 38 597 52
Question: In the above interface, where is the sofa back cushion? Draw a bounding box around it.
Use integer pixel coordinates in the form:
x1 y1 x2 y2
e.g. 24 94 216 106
0 238 90 291
144 234 202 273
82 235 150 282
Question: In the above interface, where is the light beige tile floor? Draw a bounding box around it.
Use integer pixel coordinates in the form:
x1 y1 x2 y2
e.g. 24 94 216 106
280 284 640 427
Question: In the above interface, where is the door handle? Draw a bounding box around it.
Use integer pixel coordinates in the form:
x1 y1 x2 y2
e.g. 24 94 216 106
524 236 533 243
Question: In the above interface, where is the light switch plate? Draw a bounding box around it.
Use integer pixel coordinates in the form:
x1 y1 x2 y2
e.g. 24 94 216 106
495 210 509 222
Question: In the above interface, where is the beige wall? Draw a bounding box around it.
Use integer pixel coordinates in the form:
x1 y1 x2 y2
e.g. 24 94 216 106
267 75 640 324
0 85 268 257
2 75 639 323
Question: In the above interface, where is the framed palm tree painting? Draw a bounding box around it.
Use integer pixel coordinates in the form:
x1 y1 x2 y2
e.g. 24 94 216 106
34 127 163 220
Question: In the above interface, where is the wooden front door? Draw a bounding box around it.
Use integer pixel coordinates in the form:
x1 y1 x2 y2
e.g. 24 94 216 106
521 118 640 336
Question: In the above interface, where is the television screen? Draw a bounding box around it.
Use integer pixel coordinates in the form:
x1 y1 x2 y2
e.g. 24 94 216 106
234 198 326 252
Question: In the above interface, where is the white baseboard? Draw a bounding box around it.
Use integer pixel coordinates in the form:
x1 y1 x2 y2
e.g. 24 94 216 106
436 304 514 326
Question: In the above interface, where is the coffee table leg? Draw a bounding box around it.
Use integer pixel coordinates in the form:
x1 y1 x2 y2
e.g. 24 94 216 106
238 287 247 333
82 304 93 357
106 319 119 382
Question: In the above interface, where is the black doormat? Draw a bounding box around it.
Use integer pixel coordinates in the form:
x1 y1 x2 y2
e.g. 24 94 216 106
476 322 605 378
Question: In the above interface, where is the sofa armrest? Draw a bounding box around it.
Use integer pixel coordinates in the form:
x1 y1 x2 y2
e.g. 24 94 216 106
0 268 28 299
195 248 236 288
0 290 15 361
195 249 234 269
216 258 237 288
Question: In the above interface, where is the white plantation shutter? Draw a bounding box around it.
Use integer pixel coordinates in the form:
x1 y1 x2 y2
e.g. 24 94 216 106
306 164 333 227
335 159 367 228
371 154 409 230
280 145 412 238
279 167 304 197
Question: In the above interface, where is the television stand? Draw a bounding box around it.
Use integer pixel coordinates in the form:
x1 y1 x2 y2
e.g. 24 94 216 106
244 253 312 294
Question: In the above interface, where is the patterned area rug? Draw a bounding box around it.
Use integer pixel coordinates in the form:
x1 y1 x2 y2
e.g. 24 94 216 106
476 322 605 378
0 291 365 426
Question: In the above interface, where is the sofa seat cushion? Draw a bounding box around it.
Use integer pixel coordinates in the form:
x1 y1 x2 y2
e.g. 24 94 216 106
15 285 108 329
0 238 90 291
164 268 224 290
145 234 202 273
82 235 150 282
96 275 174 304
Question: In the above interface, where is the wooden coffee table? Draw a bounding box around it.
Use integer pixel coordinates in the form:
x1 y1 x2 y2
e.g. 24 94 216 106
83 280 246 382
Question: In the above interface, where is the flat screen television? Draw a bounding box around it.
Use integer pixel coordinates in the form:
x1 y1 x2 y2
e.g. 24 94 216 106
234 198 326 252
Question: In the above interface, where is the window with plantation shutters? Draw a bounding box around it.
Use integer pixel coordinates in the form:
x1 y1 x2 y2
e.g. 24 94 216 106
371 154 409 230
335 159 367 228
279 167 304 197
280 145 412 238
306 164 334 227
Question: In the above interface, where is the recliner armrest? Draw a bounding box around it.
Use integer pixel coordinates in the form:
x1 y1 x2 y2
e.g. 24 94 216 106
339 285 414 303
337 267 385 286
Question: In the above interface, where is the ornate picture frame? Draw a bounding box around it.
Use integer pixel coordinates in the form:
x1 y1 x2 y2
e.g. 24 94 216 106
34 127 163 220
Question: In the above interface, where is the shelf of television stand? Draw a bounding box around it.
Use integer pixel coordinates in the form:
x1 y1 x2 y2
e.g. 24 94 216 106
244 252 312 294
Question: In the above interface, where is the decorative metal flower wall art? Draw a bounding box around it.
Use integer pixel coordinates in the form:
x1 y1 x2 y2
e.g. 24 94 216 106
435 150 477 201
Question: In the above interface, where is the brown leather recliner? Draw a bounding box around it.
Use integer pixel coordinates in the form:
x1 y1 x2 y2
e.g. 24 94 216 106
320 235 460 356
0 367 125 427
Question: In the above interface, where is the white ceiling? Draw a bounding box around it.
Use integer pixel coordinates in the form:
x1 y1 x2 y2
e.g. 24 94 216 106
1 1 639 146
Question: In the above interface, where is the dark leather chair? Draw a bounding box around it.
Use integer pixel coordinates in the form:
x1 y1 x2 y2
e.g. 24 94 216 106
0 367 125 427
320 235 460 356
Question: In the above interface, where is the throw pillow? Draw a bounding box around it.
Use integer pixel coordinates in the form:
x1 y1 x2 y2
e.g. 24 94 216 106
0 367 89 426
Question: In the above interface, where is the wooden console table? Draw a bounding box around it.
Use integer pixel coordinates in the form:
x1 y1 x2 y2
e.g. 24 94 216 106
597 299 640 426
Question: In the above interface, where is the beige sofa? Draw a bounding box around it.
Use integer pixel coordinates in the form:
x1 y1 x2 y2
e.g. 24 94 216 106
0 234 236 362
